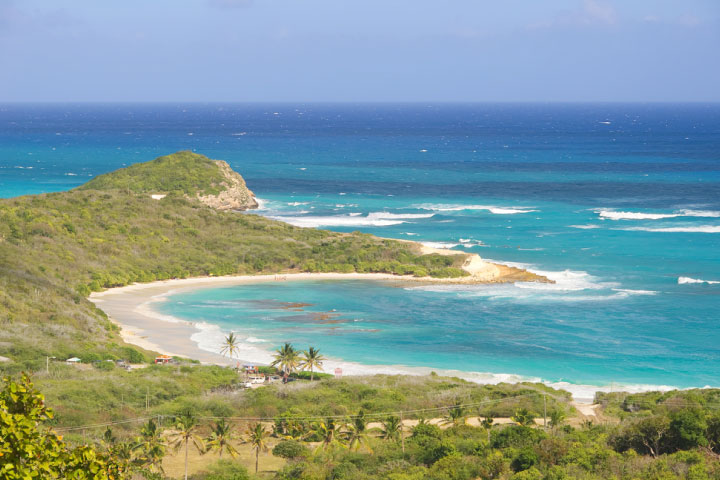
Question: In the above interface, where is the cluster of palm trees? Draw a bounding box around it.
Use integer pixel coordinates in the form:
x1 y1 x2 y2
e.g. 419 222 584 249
273 410 404 455
220 335 326 382
168 413 272 479
101 414 271 480
271 342 325 382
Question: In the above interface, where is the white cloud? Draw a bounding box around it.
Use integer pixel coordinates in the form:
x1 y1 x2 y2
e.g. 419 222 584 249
583 0 617 25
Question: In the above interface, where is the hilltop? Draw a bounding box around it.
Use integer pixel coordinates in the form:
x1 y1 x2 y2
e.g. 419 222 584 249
79 150 259 210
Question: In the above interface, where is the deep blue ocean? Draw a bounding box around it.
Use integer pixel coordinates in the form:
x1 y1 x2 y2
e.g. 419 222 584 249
2 103 719 397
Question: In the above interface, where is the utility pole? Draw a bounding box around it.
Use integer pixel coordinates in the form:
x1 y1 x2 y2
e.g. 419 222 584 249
400 411 405 454
543 393 547 429
146 387 149 411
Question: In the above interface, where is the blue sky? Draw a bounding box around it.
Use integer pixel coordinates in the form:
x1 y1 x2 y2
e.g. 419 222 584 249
1 0 718 102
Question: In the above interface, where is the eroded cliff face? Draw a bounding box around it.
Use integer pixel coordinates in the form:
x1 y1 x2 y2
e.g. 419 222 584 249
195 160 259 211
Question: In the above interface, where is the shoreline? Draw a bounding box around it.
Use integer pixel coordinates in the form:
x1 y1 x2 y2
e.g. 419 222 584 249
90 271 683 402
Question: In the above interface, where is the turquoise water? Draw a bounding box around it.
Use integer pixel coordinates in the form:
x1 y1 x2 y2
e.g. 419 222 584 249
2 103 719 394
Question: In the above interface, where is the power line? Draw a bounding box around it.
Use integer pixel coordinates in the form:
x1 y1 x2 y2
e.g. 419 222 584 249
53 393 546 432
55 416 157 433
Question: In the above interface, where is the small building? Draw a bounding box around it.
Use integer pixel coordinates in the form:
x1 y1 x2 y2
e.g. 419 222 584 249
154 355 172 364
66 357 81 364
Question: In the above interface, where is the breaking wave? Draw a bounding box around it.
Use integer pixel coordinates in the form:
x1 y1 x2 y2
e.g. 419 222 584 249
269 212 434 228
597 209 720 220
416 204 537 214
678 277 720 285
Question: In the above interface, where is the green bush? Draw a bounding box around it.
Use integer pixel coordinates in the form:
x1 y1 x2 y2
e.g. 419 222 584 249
273 440 309 460
95 360 115 371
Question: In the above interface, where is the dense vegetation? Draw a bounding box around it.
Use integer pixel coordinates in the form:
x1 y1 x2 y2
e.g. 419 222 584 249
0 152 466 368
79 151 230 196
6 372 720 480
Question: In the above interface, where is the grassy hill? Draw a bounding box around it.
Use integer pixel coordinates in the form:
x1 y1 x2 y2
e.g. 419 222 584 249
79 150 230 195
0 151 467 370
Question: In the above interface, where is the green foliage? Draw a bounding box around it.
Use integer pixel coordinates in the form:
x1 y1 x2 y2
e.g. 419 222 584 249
491 425 546 449
8 375 720 480
669 408 708 451
0 374 125 479
511 447 539 472
79 151 228 196
272 440 309 460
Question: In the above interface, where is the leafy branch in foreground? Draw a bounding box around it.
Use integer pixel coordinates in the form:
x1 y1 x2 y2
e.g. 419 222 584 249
0 374 125 479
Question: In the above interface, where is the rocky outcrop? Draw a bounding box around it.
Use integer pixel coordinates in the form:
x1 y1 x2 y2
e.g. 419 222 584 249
195 160 259 211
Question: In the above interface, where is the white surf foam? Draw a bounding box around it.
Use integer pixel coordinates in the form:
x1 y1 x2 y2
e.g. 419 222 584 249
416 204 537 214
135 294 181 323
269 212 434 228
569 224 602 229
598 210 678 220
254 197 268 210
246 336 268 343
515 269 614 292
269 215 406 228
621 226 720 233
421 241 460 249
678 276 720 285
612 288 658 296
370 212 435 219
408 261 631 303
597 209 720 220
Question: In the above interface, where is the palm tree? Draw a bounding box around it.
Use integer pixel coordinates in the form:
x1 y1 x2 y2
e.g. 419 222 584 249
443 404 468 427
133 418 166 475
271 342 300 382
205 418 239 459
549 408 567 433
168 413 204 480
512 408 536 426
312 417 345 452
245 422 270 474
275 418 308 441
300 347 326 381
380 416 402 443
345 411 373 452
220 332 240 360
480 416 494 441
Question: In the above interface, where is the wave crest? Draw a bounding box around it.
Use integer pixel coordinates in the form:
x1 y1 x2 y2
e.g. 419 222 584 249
598 209 720 221
269 211 434 228
678 276 720 285
416 204 537 214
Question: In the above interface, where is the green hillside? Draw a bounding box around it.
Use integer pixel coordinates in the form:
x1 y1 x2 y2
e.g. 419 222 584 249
0 152 467 370
79 150 229 195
